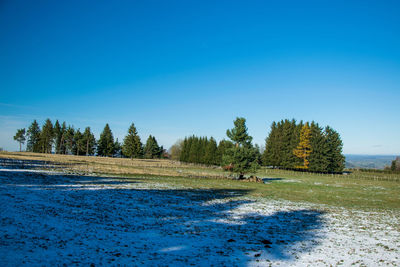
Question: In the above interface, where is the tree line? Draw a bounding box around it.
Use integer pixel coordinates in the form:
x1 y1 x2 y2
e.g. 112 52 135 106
263 119 345 173
171 118 345 174
171 118 262 177
14 119 165 159
14 117 346 175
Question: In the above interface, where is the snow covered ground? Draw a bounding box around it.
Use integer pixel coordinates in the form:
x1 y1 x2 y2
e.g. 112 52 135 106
0 167 399 266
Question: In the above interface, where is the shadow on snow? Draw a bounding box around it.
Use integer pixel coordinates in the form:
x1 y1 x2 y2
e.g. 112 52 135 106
0 163 325 266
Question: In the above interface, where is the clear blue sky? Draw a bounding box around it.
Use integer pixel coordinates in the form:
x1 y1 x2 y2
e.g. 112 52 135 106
1 0 399 154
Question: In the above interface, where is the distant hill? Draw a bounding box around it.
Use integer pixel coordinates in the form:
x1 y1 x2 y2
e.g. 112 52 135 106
345 154 398 170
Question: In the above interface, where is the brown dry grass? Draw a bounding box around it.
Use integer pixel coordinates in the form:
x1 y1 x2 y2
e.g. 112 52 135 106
0 151 227 178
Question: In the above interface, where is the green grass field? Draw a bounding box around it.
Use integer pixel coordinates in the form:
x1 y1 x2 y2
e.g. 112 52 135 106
1 151 399 211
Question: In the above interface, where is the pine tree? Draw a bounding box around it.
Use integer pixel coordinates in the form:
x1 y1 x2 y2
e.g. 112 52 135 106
122 123 143 159
13 128 26 152
27 120 41 152
97 124 115 157
224 117 259 178
39 119 54 153
82 127 96 156
226 117 252 147
293 122 312 169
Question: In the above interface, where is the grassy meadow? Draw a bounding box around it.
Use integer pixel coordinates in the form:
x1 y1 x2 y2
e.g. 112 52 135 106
1 151 399 211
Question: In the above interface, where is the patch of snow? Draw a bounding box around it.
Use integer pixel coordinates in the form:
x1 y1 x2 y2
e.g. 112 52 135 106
0 168 399 266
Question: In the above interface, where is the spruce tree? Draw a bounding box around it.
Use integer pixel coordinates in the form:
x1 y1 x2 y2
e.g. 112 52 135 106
216 139 234 166
179 138 189 162
325 126 345 173
122 123 143 159
82 127 96 156
97 124 115 157
27 120 41 153
13 128 26 152
204 137 218 165
308 122 330 172
143 135 162 159
188 136 199 163
263 121 282 168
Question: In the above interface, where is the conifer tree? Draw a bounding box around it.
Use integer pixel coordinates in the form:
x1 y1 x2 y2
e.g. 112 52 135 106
223 117 259 178
97 124 115 157
143 135 162 159
122 123 143 159
53 120 63 154
293 123 312 169
64 126 75 155
40 119 54 153
216 140 234 166
179 137 189 162
13 128 26 152
308 122 329 172
59 122 67 154
72 129 85 155
188 137 200 163
82 127 96 156
27 120 41 153
325 126 345 173
280 119 299 169
391 160 396 171
204 137 218 165
226 117 252 147
114 138 122 157
263 121 282 168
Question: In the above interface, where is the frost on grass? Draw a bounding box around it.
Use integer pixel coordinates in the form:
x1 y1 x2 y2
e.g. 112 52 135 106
0 166 399 266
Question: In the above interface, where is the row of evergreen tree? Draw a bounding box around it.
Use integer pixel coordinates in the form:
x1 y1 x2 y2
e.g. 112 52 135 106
175 118 263 177
173 118 344 174
263 119 345 173
178 136 238 165
15 119 165 159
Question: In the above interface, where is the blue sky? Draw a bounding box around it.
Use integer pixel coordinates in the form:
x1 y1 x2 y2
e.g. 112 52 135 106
1 0 399 154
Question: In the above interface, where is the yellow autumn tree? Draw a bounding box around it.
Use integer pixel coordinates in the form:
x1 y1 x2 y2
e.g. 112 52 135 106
293 123 312 169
